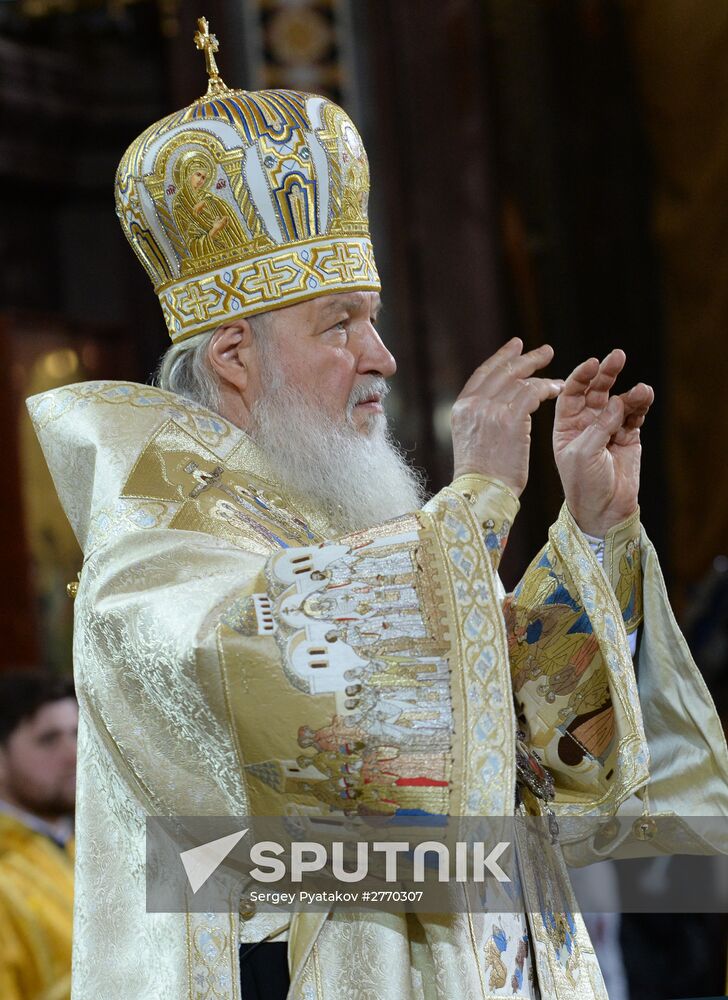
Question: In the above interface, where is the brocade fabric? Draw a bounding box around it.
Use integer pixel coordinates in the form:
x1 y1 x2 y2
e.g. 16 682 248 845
27 381 728 1000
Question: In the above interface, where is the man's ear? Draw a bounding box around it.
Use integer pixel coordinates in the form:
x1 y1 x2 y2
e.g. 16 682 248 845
207 319 256 391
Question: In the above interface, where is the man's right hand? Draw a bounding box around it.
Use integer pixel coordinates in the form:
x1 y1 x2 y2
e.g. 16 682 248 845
451 338 563 497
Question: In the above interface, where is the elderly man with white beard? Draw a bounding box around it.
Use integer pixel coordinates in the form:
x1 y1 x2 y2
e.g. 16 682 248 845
156 295 428 535
28 20 728 1000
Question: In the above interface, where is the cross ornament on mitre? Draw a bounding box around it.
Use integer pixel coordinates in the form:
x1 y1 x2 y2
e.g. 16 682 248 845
194 17 228 94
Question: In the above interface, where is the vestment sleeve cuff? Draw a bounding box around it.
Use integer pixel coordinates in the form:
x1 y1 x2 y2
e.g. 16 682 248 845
603 508 643 633
448 474 520 571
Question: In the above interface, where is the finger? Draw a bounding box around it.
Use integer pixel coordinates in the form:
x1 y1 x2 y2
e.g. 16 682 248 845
623 406 650 430
621 383 654 413
613 420 643 443
483 344 555 396
460 337 524 395
583 349 627 406
621 384 654 428
612 409 647 443
503 373 565 404
555 358 599 421
559 357 600 397
578 394 625 451
509 377 564 414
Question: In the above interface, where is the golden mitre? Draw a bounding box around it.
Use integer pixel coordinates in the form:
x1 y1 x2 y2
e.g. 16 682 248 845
115 18 380 343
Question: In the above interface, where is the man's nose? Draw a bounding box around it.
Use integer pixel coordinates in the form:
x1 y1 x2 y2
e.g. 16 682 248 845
358 325 397 378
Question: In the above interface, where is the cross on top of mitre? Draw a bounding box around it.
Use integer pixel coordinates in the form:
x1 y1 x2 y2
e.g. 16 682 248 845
194 16 228 94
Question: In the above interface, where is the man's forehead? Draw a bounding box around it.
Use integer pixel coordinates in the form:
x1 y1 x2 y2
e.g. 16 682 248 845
317 290 382 315
26 698 79 733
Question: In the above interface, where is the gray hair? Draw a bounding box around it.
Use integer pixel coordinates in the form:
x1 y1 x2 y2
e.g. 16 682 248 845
154 313 271 413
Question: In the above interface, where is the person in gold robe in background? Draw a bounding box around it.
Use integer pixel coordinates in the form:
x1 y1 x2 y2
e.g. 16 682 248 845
0 671 77 1000
27 19 728 1000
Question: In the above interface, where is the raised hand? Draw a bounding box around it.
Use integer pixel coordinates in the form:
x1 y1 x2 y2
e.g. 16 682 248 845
452 338 563 497
553 349 654 536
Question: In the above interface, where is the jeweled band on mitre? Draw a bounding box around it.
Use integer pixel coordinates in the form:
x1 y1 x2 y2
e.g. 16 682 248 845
160 235 379 342
115 33 380 342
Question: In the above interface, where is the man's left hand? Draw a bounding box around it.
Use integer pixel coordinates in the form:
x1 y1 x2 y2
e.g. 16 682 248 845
553 349 654 537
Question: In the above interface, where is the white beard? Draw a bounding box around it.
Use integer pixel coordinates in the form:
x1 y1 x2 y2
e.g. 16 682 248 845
247 373 427 534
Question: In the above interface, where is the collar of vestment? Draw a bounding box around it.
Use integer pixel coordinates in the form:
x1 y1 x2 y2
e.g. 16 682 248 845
26 380 339 558
0 799 74 848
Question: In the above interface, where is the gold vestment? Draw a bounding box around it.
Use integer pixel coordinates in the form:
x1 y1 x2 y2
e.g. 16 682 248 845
27 380 728 1000
0 813 74 1000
